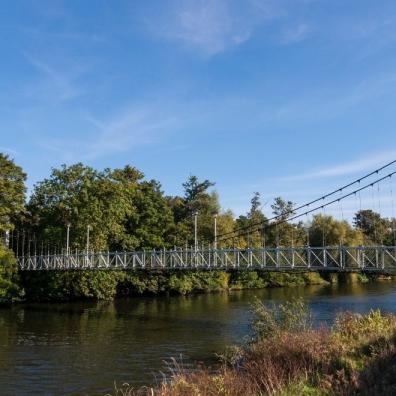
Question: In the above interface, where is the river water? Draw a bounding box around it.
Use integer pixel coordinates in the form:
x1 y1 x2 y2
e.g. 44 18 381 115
1 281 396 396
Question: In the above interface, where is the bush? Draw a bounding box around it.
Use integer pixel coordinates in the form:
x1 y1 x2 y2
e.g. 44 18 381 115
251 297 313 341
0 244 23 303
22 270 125 301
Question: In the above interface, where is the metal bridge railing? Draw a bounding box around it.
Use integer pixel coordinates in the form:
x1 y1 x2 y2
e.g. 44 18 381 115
17 246 396 272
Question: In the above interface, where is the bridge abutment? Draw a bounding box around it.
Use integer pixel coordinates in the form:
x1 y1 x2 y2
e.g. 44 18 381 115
338 272 359 284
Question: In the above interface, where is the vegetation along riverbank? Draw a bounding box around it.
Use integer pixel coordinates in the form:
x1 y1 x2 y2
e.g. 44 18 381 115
108 300 396 396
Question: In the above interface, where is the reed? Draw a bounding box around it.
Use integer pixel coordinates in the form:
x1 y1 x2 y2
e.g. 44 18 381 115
107 301 396 395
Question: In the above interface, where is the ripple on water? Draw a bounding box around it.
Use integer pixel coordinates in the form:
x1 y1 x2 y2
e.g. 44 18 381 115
1 282 396 395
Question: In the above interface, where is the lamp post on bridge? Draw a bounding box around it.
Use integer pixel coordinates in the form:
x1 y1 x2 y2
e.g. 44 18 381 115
193 211 198 252
86 225 91 254
213 213 218 250
66 223 70 255
4 229 9 248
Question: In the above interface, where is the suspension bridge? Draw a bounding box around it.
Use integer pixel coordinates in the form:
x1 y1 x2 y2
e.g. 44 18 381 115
18 246 396 272
15 160 396 273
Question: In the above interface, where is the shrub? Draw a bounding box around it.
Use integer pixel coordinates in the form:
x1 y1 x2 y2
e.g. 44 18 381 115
0 244 23 303
22 270 125 301
251 297 313 340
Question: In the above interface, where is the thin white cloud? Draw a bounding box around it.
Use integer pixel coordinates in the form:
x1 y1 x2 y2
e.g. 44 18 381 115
145 0 306 56
278 151 396 181
268 72 396 124
39 105 180 161
148 0 250 55
85 108 178 159
278 23 310 44
23 53 84 101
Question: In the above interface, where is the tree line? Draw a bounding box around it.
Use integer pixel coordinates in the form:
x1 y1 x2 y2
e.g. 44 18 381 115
1 153 396 257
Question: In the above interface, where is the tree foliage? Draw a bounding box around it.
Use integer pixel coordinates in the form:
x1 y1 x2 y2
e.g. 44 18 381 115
0 244 23 303
309 214 364 247
235 192 267 248
0 153 26 234
27 164 175 251
354 210 390 245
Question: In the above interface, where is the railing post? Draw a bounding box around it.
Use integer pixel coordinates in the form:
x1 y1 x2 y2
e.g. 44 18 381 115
276 248 280 269
291 248 295 269
263 247 267 268
339 246 344 270
361 248 364 269
381 247 385 270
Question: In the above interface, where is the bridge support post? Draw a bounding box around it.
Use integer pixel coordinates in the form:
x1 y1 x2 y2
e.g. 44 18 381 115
340 247 344 270
291 249 295 269
339 272 359 284
381 247 385 270
276 248 280 269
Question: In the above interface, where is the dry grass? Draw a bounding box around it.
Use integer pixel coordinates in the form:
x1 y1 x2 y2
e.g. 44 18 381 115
106 304 396 396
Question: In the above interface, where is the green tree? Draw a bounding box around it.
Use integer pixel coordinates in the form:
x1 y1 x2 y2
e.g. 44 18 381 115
271 197 295 221
266 197 304 247
387 218 396 245
0 153 26 235
354 210 390 245
309 214 363 247
27 163 175 252
171 175 219 246
216 210 235 248
0 244 23 303
235 192 267 248
182 176 215 204
121 179 175 250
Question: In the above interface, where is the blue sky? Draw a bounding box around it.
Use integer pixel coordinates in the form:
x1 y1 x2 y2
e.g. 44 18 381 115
1 0 396 217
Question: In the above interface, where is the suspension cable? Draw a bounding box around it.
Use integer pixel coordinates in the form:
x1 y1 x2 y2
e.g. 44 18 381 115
305 212 310 246
389 175 396 245
217 159 396 241
218 170 396 243
322 205 326 247
377 180 383 245
371 183 378 244
338 189 344 245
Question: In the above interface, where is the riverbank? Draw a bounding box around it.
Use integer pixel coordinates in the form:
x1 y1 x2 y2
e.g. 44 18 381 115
3 267 393 303
108 301 396 396
18 268 383 302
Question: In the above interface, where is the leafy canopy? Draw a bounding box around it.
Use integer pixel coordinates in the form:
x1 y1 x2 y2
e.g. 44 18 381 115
0 153 26 234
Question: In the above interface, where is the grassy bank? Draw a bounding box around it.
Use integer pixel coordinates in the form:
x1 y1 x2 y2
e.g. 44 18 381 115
9 266 396 303
19 269 331 302
108 301 396 396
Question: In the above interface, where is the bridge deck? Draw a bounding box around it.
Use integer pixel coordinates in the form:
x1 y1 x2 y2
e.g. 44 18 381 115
17 246 396 273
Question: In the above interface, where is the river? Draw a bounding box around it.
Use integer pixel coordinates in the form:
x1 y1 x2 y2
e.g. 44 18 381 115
1 281 396 396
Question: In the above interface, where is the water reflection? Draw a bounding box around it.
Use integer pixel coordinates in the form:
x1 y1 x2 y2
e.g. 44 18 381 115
1 281 396 395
